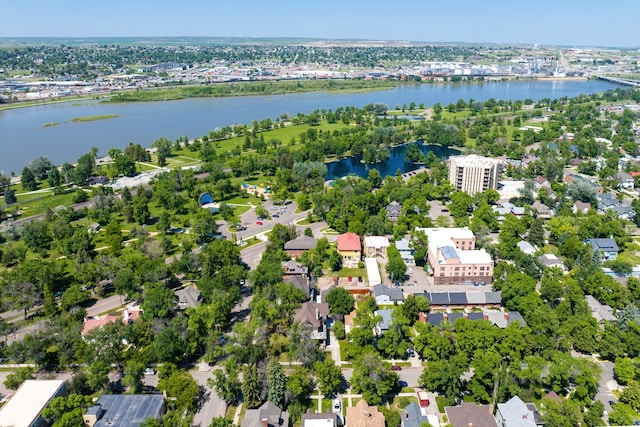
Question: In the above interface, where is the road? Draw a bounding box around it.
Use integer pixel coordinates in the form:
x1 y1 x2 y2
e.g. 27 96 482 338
190 364 226 427
594 359 618 423
85 294 126 317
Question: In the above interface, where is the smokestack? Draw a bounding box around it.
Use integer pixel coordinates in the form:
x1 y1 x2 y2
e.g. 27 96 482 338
504 312 509 321
262 418 268 427
316 308 320 320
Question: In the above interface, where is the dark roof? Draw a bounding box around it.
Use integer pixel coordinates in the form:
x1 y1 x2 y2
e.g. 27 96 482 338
467 312 486 321
401 402 428 427
507 311 527 327
428 292 450 305
587 238 619 253
387 201 402 219
284 236 317 251
373 284 404 301
175 286 201 309
242 401 289 427
294 301 329 329
446 312 465 323
449 292 468 305
283 276 312 298
427 313 444 327
91 394 165 427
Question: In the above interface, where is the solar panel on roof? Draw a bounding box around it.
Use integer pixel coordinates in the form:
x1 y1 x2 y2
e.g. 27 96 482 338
440 246 460 260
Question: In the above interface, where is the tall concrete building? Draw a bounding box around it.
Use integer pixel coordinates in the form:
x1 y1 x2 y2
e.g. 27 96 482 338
448 154 501 195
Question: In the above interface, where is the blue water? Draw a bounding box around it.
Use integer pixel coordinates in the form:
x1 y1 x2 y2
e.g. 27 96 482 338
326 143 460 180
0 79 619 173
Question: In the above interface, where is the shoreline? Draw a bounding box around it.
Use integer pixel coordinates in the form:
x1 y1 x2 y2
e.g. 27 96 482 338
0 75 595 112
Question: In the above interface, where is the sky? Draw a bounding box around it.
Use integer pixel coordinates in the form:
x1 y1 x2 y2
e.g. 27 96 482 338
2 0 638 48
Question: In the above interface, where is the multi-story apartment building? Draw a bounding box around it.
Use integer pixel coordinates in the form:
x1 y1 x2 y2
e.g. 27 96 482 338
448 154 501 195
417 227 494 285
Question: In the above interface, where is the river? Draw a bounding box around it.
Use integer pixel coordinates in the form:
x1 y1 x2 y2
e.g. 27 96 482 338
0 79 619 173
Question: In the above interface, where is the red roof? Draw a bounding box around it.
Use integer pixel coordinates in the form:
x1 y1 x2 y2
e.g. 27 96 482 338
629 171 640 177
337 232 361 251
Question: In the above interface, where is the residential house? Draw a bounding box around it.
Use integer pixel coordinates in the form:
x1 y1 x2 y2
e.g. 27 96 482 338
374 308 394 335
585 295 617 323
417 227 494 285
531 201 553 219
293 301 330 347
345 399 385 427
242 401 290 427
595 193 635 219
517 241 537 256
534 175 550 188
493 203 526 221
395 238 415 266
401 402 435 427
538 254 566 272
302 413 339 427
82 307 141 337
586 238 619 261
617 171 634 190
418 291 502 311
495 396 542 427
283 276 313 300
386 201 402 221
484 310 527 328
337 232 362 268
282 260 309 277
445 402 498 427
0 380 67 427
372 284 404 305
572 201 592 214
175 285 201 310
284 236 317 258
83 394 166 427
363 236 390 258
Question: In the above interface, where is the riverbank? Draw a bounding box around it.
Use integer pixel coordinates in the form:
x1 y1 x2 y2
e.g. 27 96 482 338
0 75 597 112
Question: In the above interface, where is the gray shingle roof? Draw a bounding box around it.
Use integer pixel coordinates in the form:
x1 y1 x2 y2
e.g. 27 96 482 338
91 394 165 427
373 284 404 301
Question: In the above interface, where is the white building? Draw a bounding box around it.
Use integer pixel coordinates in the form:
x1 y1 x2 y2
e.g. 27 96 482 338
448 154 501 195
0 380 66 427
365 257 382 286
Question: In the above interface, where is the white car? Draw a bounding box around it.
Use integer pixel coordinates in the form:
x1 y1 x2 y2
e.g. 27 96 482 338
144 368 156 376
333 399 341 413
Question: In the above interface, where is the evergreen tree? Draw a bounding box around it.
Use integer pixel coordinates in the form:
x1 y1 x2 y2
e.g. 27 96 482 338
21 167 36 191
266 358 287 407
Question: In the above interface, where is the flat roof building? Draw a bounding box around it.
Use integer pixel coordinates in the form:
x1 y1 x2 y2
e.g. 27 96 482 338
416 227 494 285
83 394 165 427
448 154 501 195
0 379 66 427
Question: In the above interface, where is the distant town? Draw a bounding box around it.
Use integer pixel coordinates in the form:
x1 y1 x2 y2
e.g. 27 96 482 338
1 40 639 104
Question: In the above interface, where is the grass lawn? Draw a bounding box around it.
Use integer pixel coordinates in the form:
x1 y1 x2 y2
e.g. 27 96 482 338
8 191 77 216
389 395 418 411
336 267 367 278
617 246 640 265
226 405 238 420
321 398 333 413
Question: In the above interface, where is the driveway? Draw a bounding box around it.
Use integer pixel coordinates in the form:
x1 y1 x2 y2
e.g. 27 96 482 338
594 359 618 423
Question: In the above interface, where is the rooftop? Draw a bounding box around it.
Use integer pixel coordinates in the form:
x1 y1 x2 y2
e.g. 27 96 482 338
445 402 498 427
90 394 165 427
337 232 361 252
0 380 66 427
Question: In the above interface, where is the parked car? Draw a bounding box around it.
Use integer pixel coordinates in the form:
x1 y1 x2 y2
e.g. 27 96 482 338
273 214 280 218
256 221 263 225
144 368 156 375
391 365 402 371
399 380 408 388
333 399 341 413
